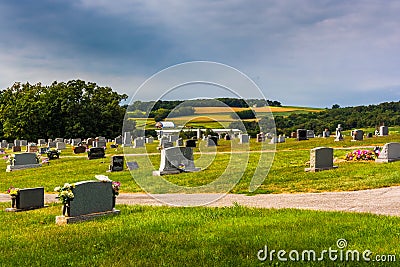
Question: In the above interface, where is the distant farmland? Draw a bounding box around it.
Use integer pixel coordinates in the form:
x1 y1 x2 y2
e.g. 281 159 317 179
130 106 324 129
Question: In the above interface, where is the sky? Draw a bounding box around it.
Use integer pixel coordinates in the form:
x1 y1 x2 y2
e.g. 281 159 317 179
0 0 399 107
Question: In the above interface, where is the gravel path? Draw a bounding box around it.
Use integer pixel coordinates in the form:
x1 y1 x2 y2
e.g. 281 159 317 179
1 186 399 216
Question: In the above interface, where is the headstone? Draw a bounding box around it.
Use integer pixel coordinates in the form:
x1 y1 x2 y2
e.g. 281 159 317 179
7 143 14 149
95 136 107 148
305 147 338 172
290 132 297 139
123 132 132 146
239 134 249 144
133 137 145 148
376 142 400 163
207 136 218 147
270 136 278 144
1 140 9 148
256 133 265 142
6 153 41 172
37 139 46 146
48 142 56 148
71 138 82 146
153 147 200 176
297 129 308 141
278 135 285 143
56 142 66 150
322 129 330 138
55 138 64 143
146 136 154 144
86 138 94 146
114 136 123 145
351 129 364 141
380 126 389 136
56 181 120 225
47 149 60 160
306 130 315 138
39 147 49 154
109 156 124 172
5 187 46 211
73 146 87 154
176 138 184 147
12 146 21 152
185 139 196 148
20 140 28 146
367 133 373 138
224 134 231 141
14 140 21 147
88 147 105 159
27 145 38 153
334 124 344 141
126 161 139 170
48 138 53 143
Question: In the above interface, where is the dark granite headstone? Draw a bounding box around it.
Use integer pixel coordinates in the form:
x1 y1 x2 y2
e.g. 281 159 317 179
88 147 105 159
12 146 21 152
109 156 124 172
185 139 196 147
47 150 60 160
297 129 308 141
15 187 45 210
40 147 49 154
69 181 114 217
73 146 86 154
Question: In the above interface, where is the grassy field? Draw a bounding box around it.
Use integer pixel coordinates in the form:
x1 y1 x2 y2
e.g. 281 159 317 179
1 129 400 265
1 130 400 195
0 203 399 266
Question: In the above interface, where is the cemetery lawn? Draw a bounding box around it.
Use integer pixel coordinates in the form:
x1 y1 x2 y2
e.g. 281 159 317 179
0 132 400 194
0 202 399 266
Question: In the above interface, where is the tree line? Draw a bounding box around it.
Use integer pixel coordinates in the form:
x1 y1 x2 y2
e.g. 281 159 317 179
270 101 400 136
0 80 127 140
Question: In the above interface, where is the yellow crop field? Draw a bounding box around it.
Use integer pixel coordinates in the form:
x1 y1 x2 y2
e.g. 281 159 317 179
194 106 322 114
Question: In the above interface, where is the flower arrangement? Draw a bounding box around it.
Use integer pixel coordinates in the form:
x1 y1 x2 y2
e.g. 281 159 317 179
6 155 14 165
54 183 75 204
112 181 121 196
345 149 377 161
7 186 19 197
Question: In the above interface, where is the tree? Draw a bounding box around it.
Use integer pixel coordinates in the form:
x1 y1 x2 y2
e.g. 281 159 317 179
0 80 128 140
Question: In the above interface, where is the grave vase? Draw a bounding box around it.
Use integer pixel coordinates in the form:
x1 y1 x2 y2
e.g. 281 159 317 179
11 195 18 209
112 196 116 209
62 200 71 217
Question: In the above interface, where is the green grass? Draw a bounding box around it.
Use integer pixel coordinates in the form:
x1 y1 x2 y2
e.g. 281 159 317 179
0 203 398 266
1 134 400 195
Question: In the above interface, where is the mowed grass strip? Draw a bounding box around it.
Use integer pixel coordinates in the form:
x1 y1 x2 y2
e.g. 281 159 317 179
0 203 398 266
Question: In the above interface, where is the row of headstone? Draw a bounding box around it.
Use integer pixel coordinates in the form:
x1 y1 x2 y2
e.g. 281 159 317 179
270 135 286 144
